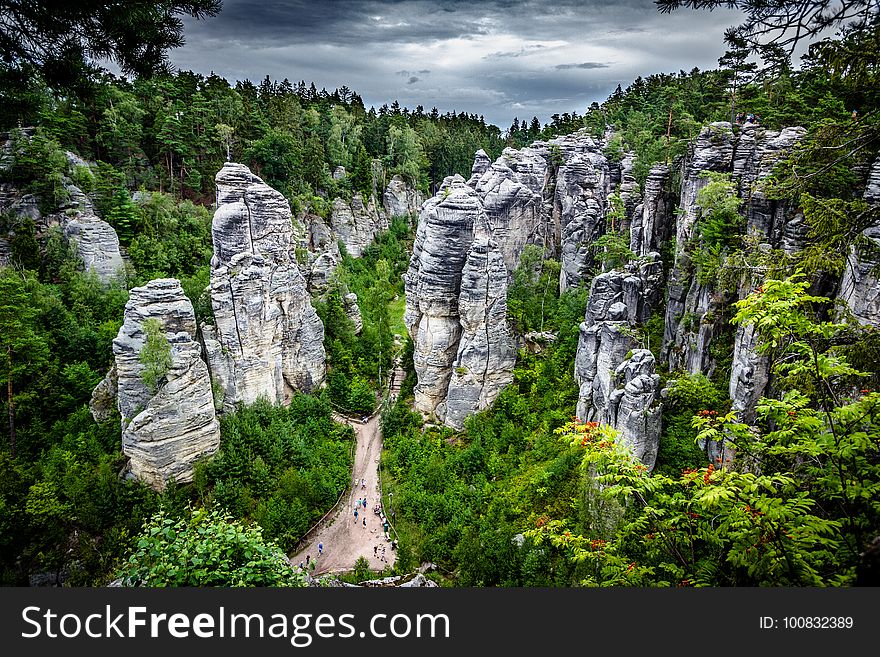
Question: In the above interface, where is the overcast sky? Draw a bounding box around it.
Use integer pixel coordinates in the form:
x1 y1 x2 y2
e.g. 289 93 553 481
170 0 745 128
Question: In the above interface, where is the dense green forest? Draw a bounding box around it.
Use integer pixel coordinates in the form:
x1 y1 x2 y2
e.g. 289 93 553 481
1 0 879 587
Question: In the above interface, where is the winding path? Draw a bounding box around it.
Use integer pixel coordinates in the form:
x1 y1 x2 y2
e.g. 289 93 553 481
290 364 406 575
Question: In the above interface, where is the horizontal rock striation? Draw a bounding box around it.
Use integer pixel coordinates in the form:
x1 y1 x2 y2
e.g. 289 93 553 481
113 279 219 490
383 174 425 218
62 210 125 284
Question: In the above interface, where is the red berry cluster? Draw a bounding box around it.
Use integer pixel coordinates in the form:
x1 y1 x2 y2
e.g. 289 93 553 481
703 464 715 484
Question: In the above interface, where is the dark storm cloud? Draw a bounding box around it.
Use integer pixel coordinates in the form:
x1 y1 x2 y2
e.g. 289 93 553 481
555 62 611 70
171 0 745 126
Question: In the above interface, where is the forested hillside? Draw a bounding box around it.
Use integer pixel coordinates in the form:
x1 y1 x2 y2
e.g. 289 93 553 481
0 0 878 587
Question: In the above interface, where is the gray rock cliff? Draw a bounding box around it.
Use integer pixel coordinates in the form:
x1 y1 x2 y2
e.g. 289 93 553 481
113 279 219 490
574 261 664 469
405 132 616 428
203 163 326 411
837 157 880 325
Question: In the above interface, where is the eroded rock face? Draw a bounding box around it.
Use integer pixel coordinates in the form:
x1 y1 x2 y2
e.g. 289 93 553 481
62 211 125 284
383 174 424 218
406 132 615 428
631 164 671 257
443 213 516 429
204 163 326 411
574 261 664 469
663 123 806 378
405 175 479 422
113 279 219 490
344 292 364 334
838 157 880 325
0 149 124 285
89 365 118 423
330 193 386 258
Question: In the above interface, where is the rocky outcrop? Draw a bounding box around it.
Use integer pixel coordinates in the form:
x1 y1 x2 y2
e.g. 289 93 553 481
344 292 364 334
631 164 671 256
574 261 664 469
0 138 124 285
383 174 424 218
405 175 480 422
663 123 806 376
89 365 118 423
330 193 386 258
62 211 125 284
553 137 612 292
203 163 326 412
406 132 615 428
113 279 219 490
443 212 517 429
837 158 880 325
618 153 642 232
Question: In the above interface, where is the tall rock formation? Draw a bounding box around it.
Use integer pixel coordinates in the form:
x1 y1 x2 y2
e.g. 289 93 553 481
663 123 806 378
202 163 326 412
406 131 612 428
837 157 880 325
113 279 219 490
630 164 672 257
62 209 125 284
405 175 480 423
574 257 665 469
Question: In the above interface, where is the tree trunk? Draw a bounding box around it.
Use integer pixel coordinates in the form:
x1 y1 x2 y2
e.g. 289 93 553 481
730 69 739 125
6 349 15 458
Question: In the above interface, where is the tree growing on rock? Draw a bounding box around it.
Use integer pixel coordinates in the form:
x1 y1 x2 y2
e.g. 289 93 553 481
139 318 172 394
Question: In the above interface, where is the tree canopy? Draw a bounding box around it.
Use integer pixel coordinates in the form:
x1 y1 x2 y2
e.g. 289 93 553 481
0 1 221 87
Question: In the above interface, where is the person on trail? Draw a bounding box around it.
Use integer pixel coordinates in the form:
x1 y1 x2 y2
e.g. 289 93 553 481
354 508 359 521
363 498 367 509
374 546 378 557
306 555 310 565
361 478 366 489
363 517 366 527
318 542 323 555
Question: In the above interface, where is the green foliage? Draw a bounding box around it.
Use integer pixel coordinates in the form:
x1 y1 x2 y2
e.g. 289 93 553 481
6 129 70 213
507 244 561 333
119 507 305 587
348 376 377 415
9 218 41 271
381 292 589 584
127 192 213 283
317 215 413 407
139 319 172 394
531 274 880 586
795 193 879 277
654 374 724 476
196 397 353 551
695 172 744 249
352 555 372 582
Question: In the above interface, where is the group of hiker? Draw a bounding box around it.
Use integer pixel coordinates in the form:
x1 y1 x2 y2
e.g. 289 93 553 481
735 112 762 125
297 542 324 571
